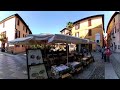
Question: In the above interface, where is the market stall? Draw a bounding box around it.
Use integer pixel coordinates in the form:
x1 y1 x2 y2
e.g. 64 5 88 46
51 64 72 79
68 61 83 74
8 33 93 79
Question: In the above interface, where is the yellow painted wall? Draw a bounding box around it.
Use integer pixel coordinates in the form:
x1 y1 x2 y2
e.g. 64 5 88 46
71 16 104 50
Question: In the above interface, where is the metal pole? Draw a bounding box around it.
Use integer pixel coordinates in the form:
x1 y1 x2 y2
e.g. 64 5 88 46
66 43 68 66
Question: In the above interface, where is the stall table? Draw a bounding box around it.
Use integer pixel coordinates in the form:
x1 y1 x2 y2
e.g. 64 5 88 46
51 64 72 79
68 61 83 74
81 57 89 66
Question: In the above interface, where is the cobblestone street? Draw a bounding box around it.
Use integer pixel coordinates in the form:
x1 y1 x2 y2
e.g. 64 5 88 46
73 52 105 79
0 51 119 79
89 52 105 79
0 52 27 79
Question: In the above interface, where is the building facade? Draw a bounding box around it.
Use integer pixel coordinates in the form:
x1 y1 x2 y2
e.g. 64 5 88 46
60 14 104 51
0 14 32 54
106 12 120 52
60 28 71 35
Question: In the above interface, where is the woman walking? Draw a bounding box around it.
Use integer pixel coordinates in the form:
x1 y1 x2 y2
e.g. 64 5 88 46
104 47 112 62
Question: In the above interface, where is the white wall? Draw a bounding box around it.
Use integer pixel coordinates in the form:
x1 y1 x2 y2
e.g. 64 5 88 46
0 17 15 47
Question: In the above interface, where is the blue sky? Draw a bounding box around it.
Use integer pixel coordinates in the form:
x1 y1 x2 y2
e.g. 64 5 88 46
0 11 116 35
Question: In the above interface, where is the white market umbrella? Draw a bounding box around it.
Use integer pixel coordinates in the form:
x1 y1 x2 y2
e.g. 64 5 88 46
47 34 88 66
8 33 88 66
8 34 54 45
48 34 88 44
8 36 34 45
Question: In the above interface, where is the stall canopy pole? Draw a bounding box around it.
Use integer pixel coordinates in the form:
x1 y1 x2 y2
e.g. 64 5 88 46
66 43 68 66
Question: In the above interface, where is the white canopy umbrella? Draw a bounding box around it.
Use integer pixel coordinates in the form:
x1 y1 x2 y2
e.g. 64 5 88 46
8 33 88 66
8 34 54 45
47 34 88 66
8 36 33 45
9 34 88 45
48 34 88 44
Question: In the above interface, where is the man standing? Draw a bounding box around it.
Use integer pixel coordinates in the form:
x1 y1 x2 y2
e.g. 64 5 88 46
101 47 104 59
103 47 107 62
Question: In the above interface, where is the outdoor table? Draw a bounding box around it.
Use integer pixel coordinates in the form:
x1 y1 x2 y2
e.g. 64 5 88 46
68 61 83 74
50 64 72 79
86 55 94 63
81 57 89 66
75 54 83 61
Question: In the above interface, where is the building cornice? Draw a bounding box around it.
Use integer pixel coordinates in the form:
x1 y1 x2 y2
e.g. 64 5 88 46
106 12 119 33
0 13 32 34
60 14 104 33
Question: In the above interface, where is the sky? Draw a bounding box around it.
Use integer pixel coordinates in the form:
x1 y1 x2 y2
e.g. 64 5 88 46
0 11 116 36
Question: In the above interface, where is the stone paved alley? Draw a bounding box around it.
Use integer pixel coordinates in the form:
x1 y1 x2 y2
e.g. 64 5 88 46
0 51 119 79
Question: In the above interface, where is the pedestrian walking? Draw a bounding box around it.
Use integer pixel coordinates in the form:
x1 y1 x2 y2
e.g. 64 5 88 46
104 47 112 62
103 47 107 62
101 47 105 59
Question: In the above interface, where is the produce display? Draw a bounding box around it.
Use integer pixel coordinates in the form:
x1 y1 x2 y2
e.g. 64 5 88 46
51 64 72 79
68 61 83 73
86 55 94 63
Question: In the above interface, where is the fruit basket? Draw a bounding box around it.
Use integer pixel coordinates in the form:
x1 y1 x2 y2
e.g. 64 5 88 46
68 61 83 74
51 64 72 79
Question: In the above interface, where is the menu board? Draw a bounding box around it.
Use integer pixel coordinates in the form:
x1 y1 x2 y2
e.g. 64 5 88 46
29 64 48 79
26 49 48 79
27 49 43 65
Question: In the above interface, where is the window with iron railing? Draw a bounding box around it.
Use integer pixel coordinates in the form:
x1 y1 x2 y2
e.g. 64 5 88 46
17 19 19 26
3 22 5 28
23 26 25 30
88 19 91 26
15 30 20 38
75 32 79 37
75 24 80 30
115 26 116 33
114 18 115 23
26 28 27 33
88 29 92 36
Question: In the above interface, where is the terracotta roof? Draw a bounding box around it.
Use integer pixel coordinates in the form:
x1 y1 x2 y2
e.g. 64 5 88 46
0 13 32 34
106 12 119 33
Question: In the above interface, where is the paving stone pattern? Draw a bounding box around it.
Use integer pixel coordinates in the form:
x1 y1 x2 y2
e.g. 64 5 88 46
110 53 120 79
89 52 105 79
0 52 27 79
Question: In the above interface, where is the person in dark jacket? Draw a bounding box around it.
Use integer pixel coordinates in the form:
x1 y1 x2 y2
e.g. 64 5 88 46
101 47 105 59
103 47 107 62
